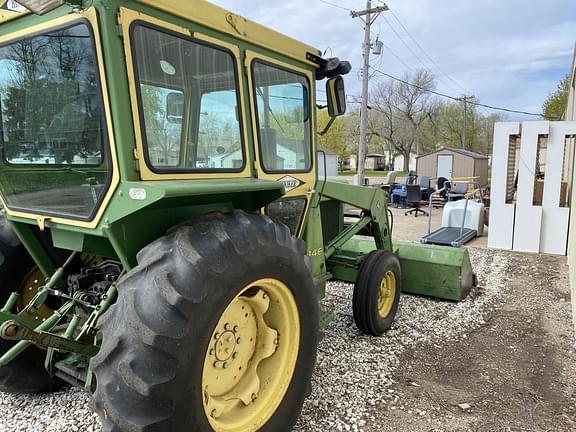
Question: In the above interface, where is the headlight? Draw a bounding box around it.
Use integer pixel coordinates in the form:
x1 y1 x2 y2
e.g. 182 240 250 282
11 0 65 15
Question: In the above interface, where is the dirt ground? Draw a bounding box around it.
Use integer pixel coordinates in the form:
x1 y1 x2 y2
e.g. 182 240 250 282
374 249 575 431
342 182 575 432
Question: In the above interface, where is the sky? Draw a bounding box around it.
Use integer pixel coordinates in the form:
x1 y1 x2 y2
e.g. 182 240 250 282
212 0 575 121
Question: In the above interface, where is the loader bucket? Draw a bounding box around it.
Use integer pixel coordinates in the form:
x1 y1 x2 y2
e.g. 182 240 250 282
340 237 475 301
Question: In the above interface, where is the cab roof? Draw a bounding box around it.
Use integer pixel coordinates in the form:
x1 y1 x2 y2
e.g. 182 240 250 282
137 0 321 65
0 0 322 66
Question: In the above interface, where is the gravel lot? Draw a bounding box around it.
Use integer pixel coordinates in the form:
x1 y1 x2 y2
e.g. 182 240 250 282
295 248 505 431
0 247 570 431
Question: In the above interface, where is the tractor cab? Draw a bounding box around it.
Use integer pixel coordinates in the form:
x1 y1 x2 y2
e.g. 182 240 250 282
0 0 350 247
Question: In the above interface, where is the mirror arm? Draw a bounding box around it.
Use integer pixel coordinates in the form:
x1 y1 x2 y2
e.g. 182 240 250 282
319 117 336 136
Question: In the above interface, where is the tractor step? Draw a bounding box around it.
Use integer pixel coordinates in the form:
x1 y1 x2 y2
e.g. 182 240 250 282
54 356 88 388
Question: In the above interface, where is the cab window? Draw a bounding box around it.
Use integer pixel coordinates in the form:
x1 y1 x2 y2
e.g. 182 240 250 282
131 23 244 172
140 84 184 167
252 61 311 173
0 21 110 220
198 90 242 169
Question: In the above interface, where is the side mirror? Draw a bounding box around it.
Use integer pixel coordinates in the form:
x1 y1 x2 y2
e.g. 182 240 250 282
166 92 184 123
326 76 346 117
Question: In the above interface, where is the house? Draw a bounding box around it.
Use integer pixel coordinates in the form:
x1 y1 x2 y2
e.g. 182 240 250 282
349 153 388 171
317 148 339 177
208 138 306 170
416 147 489 186
393 151 418 172
565 44 576 335
208 148 243 169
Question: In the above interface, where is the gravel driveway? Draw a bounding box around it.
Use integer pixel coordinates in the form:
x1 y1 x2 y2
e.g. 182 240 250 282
0 247 567 432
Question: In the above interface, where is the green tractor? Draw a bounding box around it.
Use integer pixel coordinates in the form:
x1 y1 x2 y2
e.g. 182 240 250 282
0 0 474 430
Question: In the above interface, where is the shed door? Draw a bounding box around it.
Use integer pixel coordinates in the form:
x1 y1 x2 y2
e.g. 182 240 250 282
437 154 453 179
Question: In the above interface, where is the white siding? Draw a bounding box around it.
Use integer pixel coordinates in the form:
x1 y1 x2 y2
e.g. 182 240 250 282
566 47 576 340
394 153 417 171
317 152 338 177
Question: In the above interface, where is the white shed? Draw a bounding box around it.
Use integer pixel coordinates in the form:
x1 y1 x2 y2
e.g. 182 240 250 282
317 148 339 177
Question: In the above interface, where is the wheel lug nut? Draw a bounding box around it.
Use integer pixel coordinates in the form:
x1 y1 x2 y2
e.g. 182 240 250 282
214 332 220 339
251 393 257 402
211 409 217 418
223 362 228 369
233 325 239 332
232 352 238 359
224 323 230 330
209 349 215 355
236 338 241 344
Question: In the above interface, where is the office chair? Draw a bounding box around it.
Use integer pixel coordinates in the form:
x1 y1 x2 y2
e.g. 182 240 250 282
404 184 428 217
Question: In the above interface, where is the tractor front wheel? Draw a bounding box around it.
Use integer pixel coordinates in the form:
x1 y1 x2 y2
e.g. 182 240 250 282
91 211 319 432
353 250 401 336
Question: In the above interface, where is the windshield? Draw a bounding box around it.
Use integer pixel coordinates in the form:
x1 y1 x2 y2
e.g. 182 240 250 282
0 21 110 220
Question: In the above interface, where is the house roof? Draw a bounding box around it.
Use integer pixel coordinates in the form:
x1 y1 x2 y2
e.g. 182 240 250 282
318 148 338 156
416 147 488 160
366 153 386 158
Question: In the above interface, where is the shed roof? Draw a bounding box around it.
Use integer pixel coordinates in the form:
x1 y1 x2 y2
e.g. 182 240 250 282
416 147 488 160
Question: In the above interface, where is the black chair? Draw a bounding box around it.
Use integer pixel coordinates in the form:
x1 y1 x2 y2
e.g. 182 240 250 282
404 184 428 217
437 177 449 195
431 176 449 208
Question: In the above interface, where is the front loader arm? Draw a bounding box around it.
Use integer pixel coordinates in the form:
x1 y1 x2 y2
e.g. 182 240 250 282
315 179 392 258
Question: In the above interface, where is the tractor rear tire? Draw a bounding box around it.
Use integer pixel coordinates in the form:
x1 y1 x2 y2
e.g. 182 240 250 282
353 250 401 336
0 217 62 394
91 210 319 432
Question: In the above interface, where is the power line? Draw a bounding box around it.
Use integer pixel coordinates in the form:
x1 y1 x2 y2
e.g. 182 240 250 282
371 68 545 118
318 0 352 12
380 41 415 73
380 14 463 95
387 8 471 95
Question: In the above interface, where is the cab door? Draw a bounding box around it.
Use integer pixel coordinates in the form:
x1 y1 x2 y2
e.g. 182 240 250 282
245 51 317 237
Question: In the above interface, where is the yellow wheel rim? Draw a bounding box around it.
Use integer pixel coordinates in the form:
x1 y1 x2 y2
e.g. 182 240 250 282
377 271 396 318
202 278 300 432
16 267 52 321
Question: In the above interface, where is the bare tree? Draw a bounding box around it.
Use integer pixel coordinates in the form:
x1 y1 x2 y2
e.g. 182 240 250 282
421 100 505 155
370 70 436 172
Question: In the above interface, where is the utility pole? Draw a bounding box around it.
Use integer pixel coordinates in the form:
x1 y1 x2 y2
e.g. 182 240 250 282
461 95 474 149
351 1 388 186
